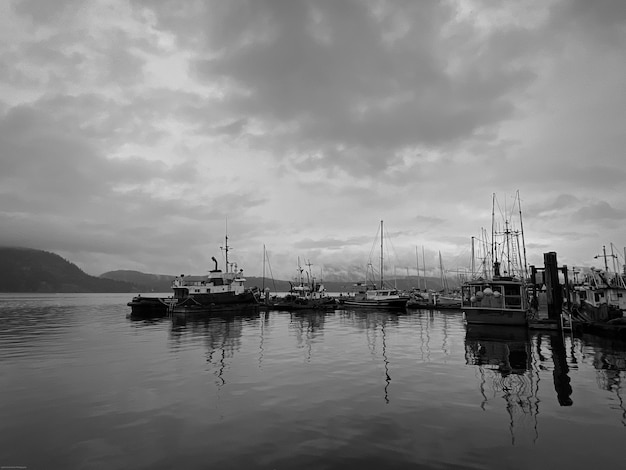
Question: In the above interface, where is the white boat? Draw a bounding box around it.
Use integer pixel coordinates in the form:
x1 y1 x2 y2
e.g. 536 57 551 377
340 221 409 311
128 232 259 317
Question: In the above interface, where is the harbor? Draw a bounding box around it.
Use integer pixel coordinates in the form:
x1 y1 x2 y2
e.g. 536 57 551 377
2 292 626 469
126 196 626 342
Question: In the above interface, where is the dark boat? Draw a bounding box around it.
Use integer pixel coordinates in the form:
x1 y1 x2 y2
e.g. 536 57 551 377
265 259 337 311
127 295 176 317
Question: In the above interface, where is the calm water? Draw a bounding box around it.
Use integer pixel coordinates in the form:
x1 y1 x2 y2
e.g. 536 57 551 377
1 294 625 469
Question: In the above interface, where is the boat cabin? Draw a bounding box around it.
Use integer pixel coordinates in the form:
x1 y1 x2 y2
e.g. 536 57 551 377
172 269 247 300
462 278 528 311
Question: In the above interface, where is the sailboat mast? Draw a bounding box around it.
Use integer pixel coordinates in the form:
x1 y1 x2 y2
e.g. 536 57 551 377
416 247 420 290
380 220 384 289
422 246 427 291
491 193 495 271
439 251 444 292
517 190 529 278
262 244 266 292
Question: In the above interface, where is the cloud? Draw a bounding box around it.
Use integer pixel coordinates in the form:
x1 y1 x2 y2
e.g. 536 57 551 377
1 0 626 280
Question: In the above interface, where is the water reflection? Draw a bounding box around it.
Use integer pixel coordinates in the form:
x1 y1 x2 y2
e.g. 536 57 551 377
464 324 585 444
584 336 626 426
168 310 260 387
339 309 401 403
465 326 535 445
289 311 327 362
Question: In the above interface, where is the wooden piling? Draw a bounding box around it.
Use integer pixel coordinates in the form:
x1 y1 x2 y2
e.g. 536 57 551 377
544 251 563 322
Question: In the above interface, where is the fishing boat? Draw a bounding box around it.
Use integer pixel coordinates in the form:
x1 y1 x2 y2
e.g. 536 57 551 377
340 221 409 311
571 245 626 321
128 232 259 317
268 259 336 311
461 192 531 326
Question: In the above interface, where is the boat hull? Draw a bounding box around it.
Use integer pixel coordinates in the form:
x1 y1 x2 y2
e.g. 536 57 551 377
267 298 337 311
172 303 260 316
340 299 408 310
463 306 528 326
171 291 259 316
579 300 623 322
127 296 176 317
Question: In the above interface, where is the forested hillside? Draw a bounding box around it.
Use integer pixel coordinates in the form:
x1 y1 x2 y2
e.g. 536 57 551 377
0 247 135 293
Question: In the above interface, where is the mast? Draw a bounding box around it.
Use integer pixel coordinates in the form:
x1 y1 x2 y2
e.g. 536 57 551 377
262 244 266 292
416 246 420 290
439 251 445 293
380 220 384 289
611 244 618 273
595 245 609 272
471 237 475 279
220 229 230 272
517 190 529 278
422 246 427 291
505 219 512 275
306 259 313 291
491 193 495 271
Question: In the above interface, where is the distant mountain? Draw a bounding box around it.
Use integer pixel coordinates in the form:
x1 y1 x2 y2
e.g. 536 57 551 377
102 272 451 294
100 270 176 293
0 246 454 294
0 247 136 293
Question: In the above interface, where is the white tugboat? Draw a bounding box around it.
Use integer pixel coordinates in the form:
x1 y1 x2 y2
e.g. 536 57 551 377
128 233 259 317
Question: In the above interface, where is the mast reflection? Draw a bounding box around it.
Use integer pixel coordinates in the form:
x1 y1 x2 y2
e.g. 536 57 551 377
340 309 400 403
465 325 536 444
586 336 626 426
169 309 260 386
465 325 577 443
289 310 328 362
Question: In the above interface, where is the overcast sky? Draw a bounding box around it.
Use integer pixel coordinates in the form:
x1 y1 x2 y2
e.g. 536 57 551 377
1 0 625 282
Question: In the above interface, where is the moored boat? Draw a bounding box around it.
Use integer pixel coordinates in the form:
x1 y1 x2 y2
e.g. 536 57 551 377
571 245 626 321
340 284 409 310
338 221 409 311
170 257 259 316
127 232 259 318
461 192 531 326
461 262 530 326
265 260 337 311
127 295 177 317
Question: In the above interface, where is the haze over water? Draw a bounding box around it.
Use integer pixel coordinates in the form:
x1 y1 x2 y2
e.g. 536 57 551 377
1 293 625 469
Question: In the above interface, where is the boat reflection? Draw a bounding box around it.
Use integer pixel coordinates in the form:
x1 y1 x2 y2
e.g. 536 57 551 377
464 325 575 444
169 310 261 386
583 335 626 426
339 310 398 403
289 311 328 362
